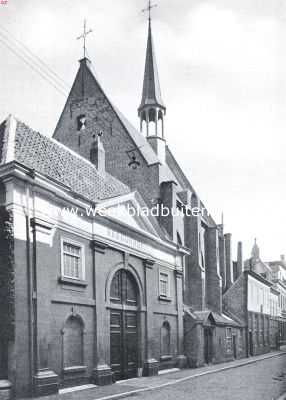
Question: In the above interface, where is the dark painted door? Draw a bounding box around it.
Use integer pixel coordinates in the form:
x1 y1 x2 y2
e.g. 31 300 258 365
110 270 138 380
249 331 254 356
232 335 237 359
204 328 213 364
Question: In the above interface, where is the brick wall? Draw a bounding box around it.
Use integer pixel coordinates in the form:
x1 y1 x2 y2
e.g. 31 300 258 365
223 274 247 324
53 62 160 209
205 227 222 314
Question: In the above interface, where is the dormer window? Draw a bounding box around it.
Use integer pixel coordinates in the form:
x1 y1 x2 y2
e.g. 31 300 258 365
77 114 86 131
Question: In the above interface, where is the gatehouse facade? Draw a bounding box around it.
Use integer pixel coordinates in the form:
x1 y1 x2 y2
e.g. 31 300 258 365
0 119 188 397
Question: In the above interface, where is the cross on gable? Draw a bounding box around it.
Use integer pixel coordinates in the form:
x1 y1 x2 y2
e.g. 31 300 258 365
142 0 158 20
77 19 93 58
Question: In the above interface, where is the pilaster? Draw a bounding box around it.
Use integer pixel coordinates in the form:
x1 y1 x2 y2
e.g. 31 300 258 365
90 240 113 386
143 259 159 376
30 217 59 396
175 269 187 368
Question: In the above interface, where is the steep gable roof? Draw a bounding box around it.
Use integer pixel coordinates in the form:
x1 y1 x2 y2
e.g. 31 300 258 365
0 116 129 202
53 57 217 227
53 58 160 167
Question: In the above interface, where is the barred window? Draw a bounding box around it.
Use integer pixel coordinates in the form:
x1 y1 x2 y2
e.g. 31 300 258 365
159 272 170 297
62 241 84 280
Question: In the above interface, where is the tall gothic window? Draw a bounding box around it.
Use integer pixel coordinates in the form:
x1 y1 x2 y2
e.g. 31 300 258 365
63 315 84 368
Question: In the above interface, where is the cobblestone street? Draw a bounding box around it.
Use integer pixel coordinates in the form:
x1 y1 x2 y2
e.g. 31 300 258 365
118 354 286 400
23 351 286 400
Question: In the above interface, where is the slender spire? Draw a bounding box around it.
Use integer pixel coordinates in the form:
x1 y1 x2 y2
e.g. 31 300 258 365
251 238 260 261
139 18 165 112
138 4 166 138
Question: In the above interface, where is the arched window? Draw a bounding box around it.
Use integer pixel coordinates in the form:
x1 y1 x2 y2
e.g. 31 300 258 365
161 321 171 356
110 269 138 306
63 315 84 367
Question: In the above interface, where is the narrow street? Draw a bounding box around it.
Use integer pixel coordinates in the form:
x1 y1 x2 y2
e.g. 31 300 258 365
116 354 286 400
26 352 286 400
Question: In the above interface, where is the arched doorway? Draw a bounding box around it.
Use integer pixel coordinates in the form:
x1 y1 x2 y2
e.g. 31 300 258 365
110 269 139 380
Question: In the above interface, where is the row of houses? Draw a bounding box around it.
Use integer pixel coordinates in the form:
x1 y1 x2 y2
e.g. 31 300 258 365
0 15 285 399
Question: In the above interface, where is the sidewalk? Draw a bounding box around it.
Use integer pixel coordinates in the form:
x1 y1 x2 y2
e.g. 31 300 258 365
21 349 286 400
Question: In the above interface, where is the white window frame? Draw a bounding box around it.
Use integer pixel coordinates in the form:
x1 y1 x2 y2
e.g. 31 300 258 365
159 269 171 298
61 237 85 281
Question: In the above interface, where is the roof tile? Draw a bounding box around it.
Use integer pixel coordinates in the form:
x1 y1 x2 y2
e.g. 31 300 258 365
3 118 130 202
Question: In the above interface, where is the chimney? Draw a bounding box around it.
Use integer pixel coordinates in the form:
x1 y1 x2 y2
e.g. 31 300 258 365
90 133 105 175
237 241 243 278
205 227 222 314
225 233 233 290
281 255 285 262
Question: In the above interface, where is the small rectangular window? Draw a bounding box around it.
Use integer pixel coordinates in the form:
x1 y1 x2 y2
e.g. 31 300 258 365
159 271 170 298
62 240 84 280
225 327 232 353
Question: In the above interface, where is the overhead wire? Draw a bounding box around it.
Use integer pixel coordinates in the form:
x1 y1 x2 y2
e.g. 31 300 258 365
0 26 70 91
0 27 69 96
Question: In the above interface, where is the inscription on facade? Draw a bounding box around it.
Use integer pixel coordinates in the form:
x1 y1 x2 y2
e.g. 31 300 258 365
107 228 143 251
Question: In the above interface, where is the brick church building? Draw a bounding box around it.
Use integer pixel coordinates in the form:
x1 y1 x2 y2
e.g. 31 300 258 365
0 15 245 399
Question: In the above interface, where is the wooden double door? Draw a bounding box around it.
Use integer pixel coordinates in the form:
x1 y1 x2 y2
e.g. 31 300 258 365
110 310 138 380
110 269 139 381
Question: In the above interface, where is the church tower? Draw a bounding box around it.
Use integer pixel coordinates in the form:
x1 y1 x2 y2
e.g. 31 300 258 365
138 13 166 139
251 238 260 267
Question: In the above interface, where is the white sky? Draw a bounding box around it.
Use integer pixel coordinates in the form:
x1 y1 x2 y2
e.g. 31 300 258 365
0 0 285 261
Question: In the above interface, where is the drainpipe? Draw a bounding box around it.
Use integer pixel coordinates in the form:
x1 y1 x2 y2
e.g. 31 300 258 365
245 272 249 358
25 170 36 393
31 180 38 381
25 184 34 392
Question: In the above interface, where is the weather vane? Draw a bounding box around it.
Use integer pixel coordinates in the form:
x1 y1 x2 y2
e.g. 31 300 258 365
77 19 93 58
142 0 158 21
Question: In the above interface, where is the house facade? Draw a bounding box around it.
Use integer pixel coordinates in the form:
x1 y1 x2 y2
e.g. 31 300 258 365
0 117 188 398
223 240 280 358
267 256 286 345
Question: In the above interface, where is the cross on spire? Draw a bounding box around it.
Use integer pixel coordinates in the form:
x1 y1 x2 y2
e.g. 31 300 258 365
77 19 93 58
142 0 158 21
